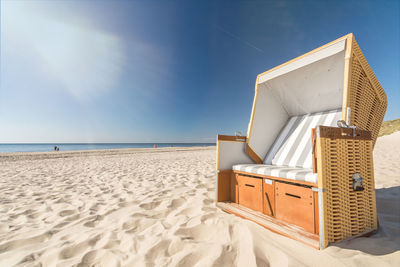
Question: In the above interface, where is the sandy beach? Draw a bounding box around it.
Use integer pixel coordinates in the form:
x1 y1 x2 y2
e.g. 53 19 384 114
0 136 399 266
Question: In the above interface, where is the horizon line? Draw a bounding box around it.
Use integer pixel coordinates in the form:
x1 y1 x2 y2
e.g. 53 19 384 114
0 142 217 144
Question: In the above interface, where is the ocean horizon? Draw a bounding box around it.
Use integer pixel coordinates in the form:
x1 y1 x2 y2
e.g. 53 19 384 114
0 143 216 153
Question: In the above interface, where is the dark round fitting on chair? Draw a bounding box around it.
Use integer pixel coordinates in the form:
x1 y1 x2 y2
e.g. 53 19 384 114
352 173 364 191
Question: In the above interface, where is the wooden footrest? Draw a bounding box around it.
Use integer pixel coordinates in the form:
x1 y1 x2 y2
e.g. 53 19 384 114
216 201 319 249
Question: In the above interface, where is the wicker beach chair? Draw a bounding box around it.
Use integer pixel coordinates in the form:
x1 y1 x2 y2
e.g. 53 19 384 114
216 33 387 249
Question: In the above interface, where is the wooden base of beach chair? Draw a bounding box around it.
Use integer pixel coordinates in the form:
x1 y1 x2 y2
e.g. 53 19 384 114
216 170 320 248
216 201 320 249
216 126 378 249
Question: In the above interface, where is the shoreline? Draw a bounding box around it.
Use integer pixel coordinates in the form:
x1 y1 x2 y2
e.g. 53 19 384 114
0 146 216 162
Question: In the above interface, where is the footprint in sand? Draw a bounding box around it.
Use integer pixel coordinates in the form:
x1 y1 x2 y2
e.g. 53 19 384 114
201 207 215 212
59 240 90 259
139 201 161 210
83 215 104 228
200 213 218 224
176 250 207 267
22 209 36 215
103 239 121 249
77 249 120 267
130 212 148 218
151 210 171 219
0 231 54 254
18 252 41 265
169 197 186 209
178 207 199 217
64 213 81 222
53 221 71 229
122 219 138 231
89 203 104 212
211 244 237 267
118 200 139 208
144 239 171 262
174 224 218 242
27 212 42 219
123 218 158 234
58 210 76 217
203 199 214 205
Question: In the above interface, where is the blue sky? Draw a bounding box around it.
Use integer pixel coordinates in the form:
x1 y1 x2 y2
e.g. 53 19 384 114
0 0 399 143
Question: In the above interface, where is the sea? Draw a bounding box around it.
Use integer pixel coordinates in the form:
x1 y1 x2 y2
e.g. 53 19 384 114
0 143 215 153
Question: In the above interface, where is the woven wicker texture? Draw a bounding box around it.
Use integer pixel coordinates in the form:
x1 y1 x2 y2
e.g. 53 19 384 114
347 38 387 145
317 133 377 247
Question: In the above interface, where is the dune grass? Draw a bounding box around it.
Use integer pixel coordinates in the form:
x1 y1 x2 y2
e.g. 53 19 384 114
379 118 400 137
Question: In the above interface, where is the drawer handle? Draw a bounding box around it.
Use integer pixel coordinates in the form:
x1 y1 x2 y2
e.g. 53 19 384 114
285 193 301 199
265 193 274 216
245 184 255 188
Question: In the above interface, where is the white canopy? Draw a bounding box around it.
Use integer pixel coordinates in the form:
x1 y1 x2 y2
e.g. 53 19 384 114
247 38 347 162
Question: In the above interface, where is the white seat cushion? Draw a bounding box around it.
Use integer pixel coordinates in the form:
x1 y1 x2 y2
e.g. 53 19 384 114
232 164 318 184
266 109 342 169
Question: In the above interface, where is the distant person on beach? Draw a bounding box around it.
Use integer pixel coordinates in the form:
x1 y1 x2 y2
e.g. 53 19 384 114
153 144 157 148
54 146 57 151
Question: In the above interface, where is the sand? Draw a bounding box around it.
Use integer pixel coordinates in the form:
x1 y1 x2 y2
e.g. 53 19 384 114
0 136 399 266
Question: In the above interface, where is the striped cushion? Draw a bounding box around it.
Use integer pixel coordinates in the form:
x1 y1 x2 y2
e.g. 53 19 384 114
269 109 342 169
264 114 305 165
232 164 318 184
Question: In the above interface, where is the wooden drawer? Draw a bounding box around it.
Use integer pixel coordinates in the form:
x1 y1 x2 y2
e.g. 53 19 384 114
263 178 275 217
275 182 315 233
237 175 263 212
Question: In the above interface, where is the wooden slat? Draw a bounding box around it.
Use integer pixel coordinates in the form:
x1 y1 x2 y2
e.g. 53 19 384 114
245 143 263 164
312 128 317 173
217 170 233 202
216 202 320 249
342 33 354 124
313 191 319 234
317 126 372 140
217 135 246 142
245 77 260 158
231 173 239 203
